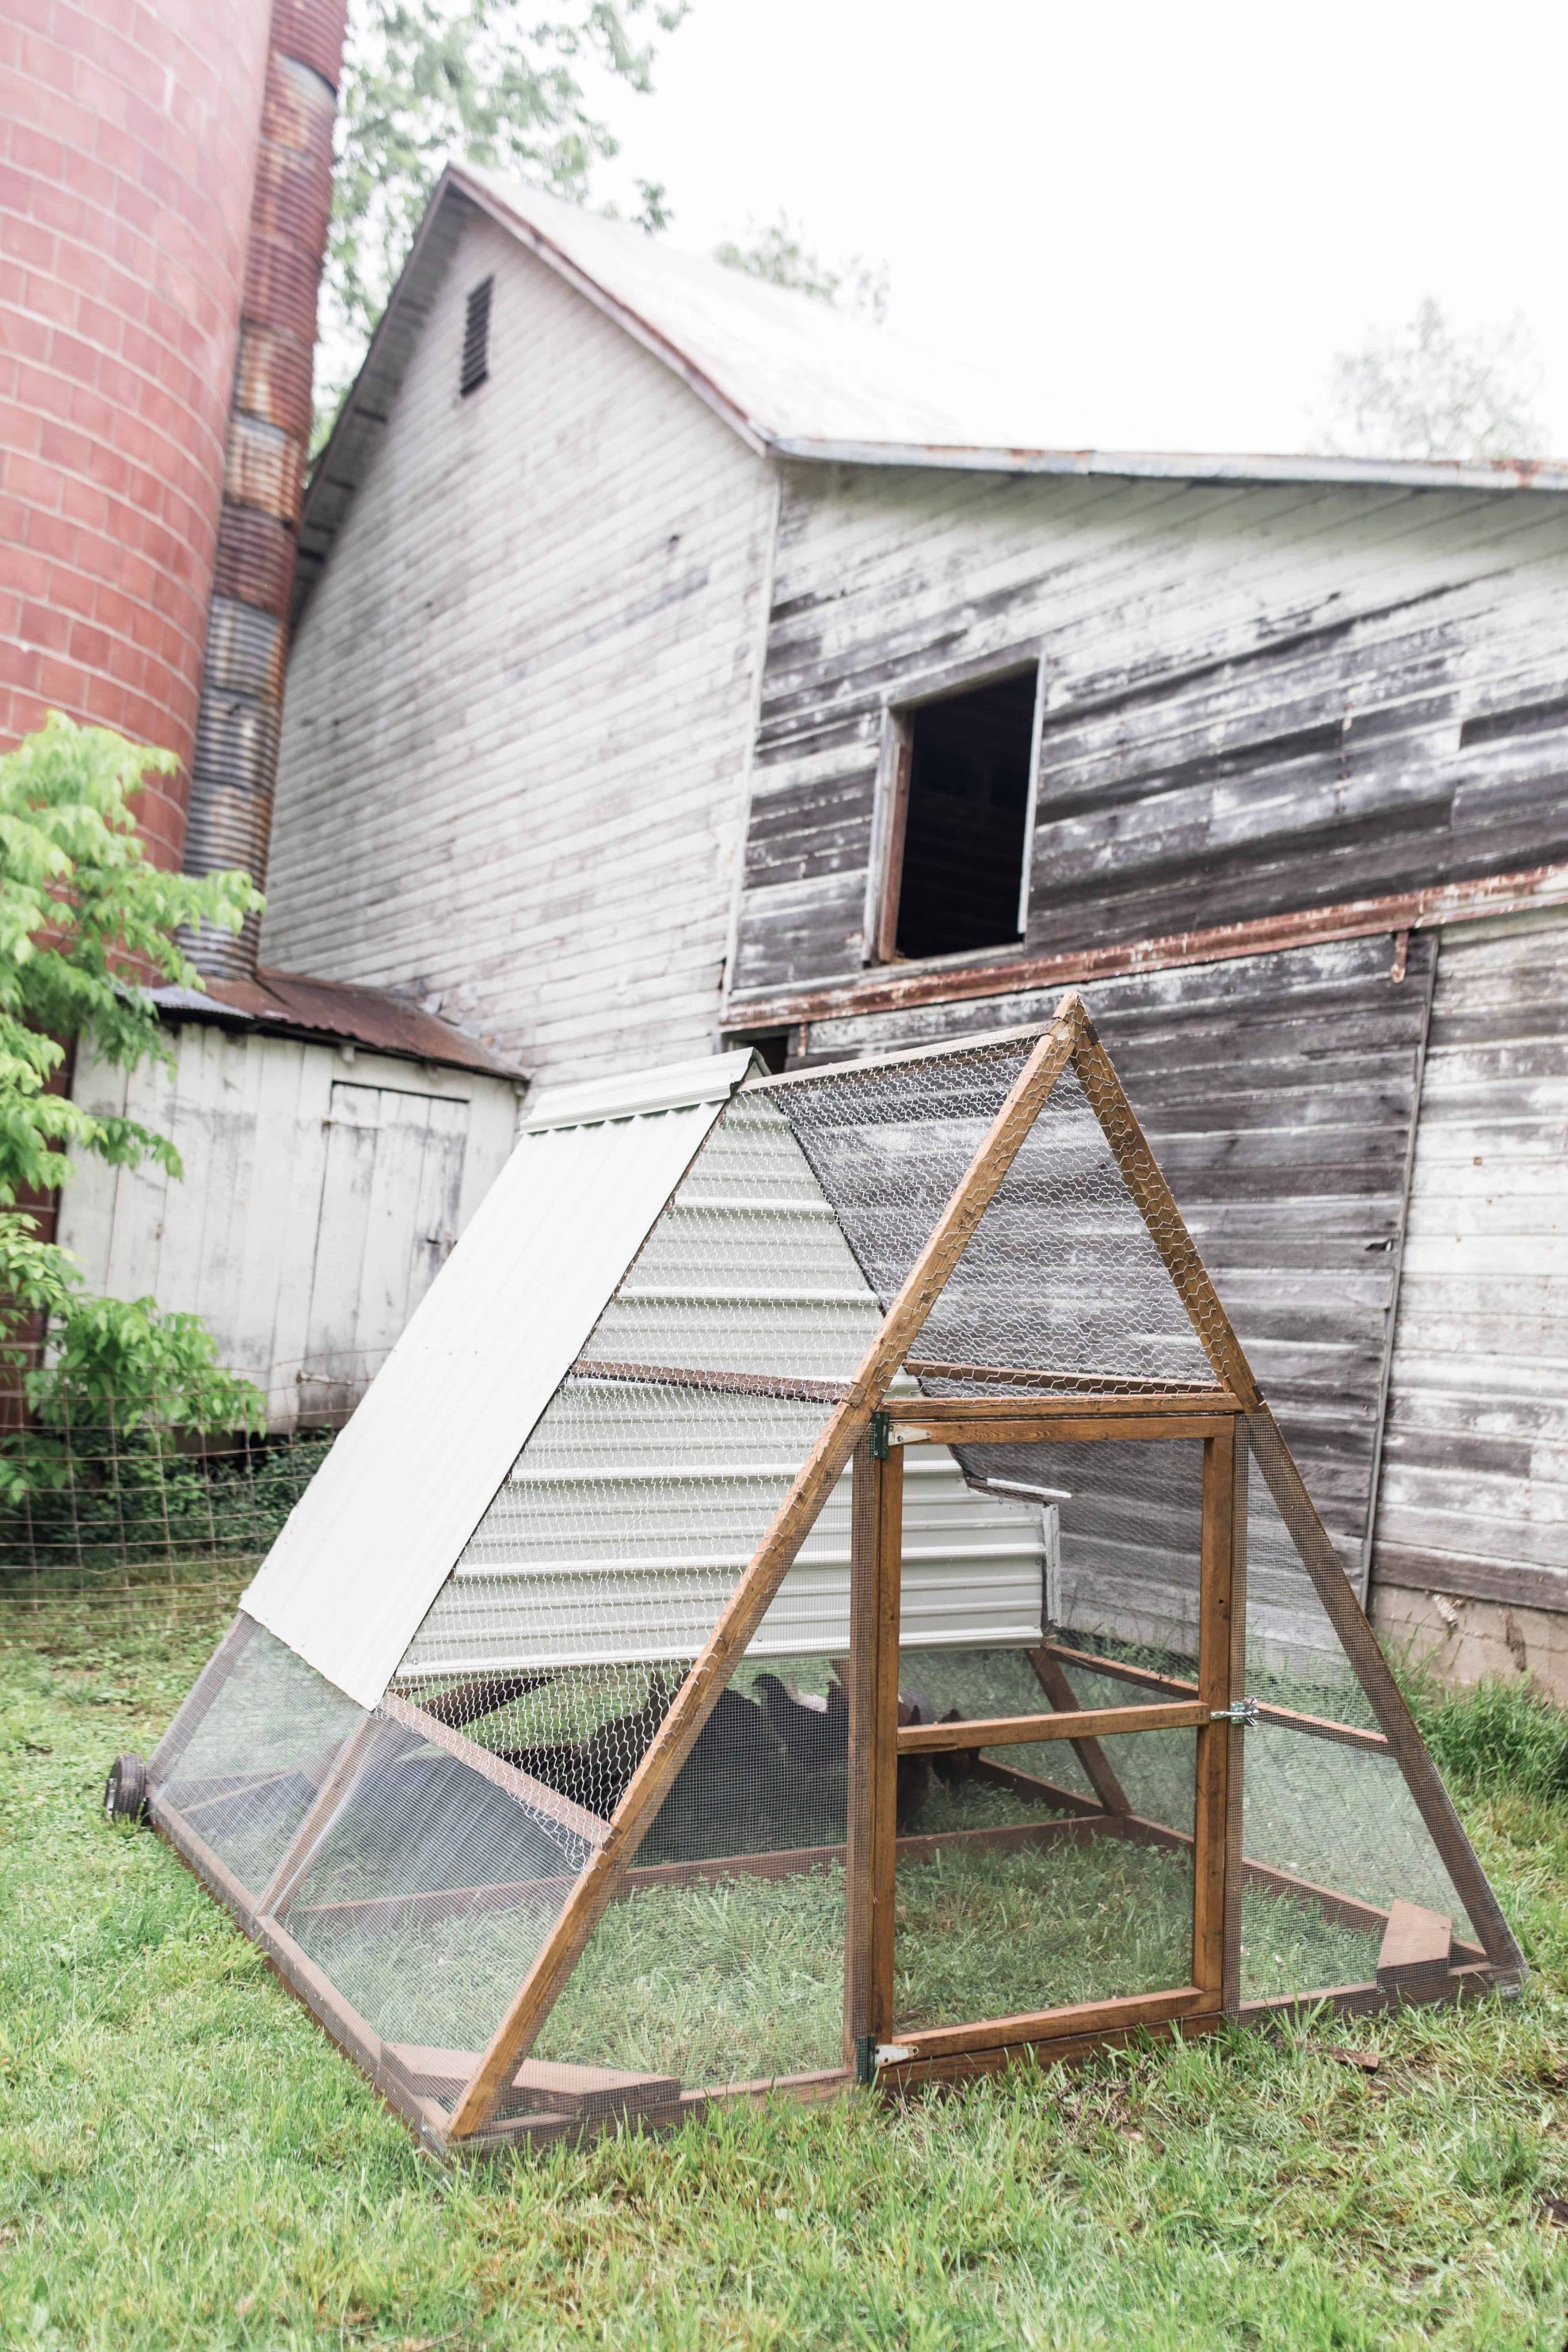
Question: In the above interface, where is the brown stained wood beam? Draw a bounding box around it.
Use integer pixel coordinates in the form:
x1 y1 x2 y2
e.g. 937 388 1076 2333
890 1983 1215 2065
1375 1899 1455 1987
379 1690 607 1853
877 1963 1501 2095
446 1003 1086 2141
1243 1409 1526 1979
891 1413 1235 1445
1068 1010 1262 1411
1041 1641 1391 1754
844 1437 901 2065
1193 1426 1243 2008
1026 1646 1132 1814
905 1361 1238 1403
570 1357 851 1405
897 1700 1207 1753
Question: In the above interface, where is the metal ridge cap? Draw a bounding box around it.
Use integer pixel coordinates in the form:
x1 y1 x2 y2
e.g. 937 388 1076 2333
767 436 1568 493
521 1047 759 1131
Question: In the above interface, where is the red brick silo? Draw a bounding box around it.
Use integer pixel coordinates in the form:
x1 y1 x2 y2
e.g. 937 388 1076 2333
0 0 282 867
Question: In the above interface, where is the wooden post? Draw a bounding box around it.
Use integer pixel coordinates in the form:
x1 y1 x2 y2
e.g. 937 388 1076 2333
1193 1428 1241 2004
844 1437 902 2068
446 1008 1081 2141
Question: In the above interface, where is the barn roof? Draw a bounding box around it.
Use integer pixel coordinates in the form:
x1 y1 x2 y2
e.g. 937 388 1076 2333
296 163 1568 622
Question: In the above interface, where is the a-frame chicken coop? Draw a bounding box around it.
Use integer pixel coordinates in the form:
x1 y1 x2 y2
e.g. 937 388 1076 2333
123 995 1524 2154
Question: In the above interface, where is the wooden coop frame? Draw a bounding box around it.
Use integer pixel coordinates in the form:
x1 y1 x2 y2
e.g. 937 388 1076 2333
143 995 1524 2156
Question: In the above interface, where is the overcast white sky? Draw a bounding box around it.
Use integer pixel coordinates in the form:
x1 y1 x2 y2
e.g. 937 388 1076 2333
593 0 1568 458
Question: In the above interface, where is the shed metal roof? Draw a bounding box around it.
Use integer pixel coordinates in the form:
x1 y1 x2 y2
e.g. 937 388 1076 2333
148 966 525 1081
297 165 1568 623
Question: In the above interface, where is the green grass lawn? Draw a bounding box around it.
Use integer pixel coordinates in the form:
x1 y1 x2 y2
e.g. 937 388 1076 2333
4 1590 1568 2350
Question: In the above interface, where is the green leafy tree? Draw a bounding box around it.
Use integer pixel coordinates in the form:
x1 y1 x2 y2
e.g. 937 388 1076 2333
714 211 890 325
1315 296 1548 462
0 715 268 1494
318 0 686 440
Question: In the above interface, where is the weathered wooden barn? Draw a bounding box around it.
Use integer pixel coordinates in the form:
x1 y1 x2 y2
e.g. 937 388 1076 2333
250 167 1568 1688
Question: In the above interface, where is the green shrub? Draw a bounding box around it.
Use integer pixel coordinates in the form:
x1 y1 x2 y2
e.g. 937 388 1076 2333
1402 1667 1568 1803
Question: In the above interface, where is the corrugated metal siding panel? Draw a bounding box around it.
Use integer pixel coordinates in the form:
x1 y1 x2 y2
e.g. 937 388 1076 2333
242 1090 732 1703
1372 913 1568 1613
731 463 1568 1003
266 207 776 1084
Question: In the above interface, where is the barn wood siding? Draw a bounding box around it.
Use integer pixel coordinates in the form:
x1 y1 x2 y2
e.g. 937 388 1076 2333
1372 913 1568 1616
268 207 775 1081
55 1026 520 1426
799 931 1436 1586
729 464 1568 1007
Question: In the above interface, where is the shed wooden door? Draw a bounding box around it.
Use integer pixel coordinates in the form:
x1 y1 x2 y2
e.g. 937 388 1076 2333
301 1083 471 1406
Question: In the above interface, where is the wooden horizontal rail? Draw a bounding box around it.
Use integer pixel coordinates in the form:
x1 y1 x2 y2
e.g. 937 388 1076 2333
904 1365 1239 1409
890 1413 1235 1445
1042 1642 1391 1753
889 1983 1215 2063
897 1700 1208 1753
570 1357 851 1404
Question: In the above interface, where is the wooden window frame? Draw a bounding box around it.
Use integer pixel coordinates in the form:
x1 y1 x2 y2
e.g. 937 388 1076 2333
864 645 1046 967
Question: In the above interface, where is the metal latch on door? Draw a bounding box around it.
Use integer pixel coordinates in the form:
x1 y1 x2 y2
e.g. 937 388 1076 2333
1208 1699 1259 1725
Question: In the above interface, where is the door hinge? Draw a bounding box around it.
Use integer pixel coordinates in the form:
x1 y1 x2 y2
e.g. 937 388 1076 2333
871 1410 890 1460
1209 1698 1259 1726
855 2034 913 2083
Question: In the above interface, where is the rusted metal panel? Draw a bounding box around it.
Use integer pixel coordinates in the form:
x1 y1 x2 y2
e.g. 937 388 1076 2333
150 966 527 1081
726 862 1568 1035
185 0 346 979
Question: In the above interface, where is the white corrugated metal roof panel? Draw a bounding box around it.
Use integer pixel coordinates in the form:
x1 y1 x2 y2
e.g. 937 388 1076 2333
242 1056 751 1707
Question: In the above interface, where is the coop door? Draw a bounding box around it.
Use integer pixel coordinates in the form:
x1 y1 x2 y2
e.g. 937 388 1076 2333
302 1084 470 1407
848 1415 1243 2071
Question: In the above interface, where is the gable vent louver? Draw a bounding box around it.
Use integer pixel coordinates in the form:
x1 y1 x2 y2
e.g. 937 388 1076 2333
459 275 493 398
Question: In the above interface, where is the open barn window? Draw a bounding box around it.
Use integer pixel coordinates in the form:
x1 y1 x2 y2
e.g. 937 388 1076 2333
873 665 1039 962
459 276 493 397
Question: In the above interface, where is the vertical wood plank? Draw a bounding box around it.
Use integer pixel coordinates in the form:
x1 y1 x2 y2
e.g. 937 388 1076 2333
1222 1420 1249 2011
1193 1429 1237 2000
867 1441 904 2053
843 1437 877 2061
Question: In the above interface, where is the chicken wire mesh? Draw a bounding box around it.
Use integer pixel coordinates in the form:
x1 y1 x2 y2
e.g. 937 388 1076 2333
782 1045 1220 1397
1235 1420 1485 1995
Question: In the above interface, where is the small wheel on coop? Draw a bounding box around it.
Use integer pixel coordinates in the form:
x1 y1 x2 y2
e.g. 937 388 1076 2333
103 1752 149 1827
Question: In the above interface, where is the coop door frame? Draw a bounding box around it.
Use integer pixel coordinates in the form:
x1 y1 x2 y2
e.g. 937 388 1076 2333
843 1398 1248 2075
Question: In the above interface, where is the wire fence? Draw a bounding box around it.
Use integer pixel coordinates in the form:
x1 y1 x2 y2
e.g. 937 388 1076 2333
0 1351 382 1612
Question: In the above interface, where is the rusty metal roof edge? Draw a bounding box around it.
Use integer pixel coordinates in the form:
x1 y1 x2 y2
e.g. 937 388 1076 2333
148 968 527 1083
767 436 1568 495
